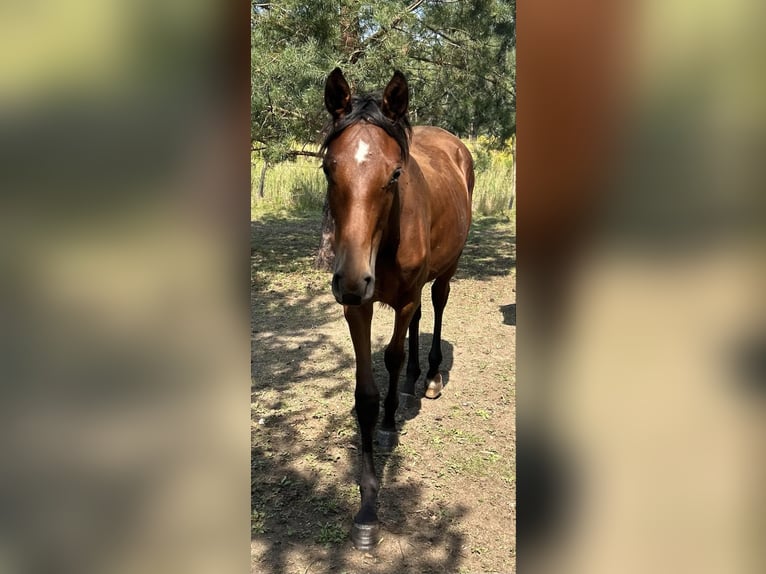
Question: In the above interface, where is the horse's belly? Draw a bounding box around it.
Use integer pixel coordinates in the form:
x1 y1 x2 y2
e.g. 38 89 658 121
427 204 470 279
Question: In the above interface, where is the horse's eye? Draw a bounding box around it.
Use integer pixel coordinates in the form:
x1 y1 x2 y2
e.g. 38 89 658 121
389 168 402 184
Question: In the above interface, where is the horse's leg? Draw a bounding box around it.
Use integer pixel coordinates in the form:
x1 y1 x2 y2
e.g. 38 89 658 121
344 302 380 550
379 301 420 450
399 303 422 409
425 275 453 399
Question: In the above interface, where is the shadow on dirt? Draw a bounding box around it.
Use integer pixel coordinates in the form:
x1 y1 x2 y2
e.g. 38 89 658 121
251 211 516 282
456 215 516 280
500 303 516 326
251 214 467 574
368 333 454 424
251 213 325 275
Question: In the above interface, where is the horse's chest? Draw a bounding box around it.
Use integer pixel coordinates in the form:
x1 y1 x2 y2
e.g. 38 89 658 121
374 254 427 306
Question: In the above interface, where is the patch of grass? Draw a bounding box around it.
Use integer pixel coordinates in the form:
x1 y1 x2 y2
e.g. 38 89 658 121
315 522 347 545
464 137 515 216
315 500 338 516
476 409 491 420
429 435 446 450
446 450 505 477
482 450 502 464
310 496 340 516
502 470 516 486
251 509 267 535
472 161 515 216
342 483 359 503
252 156 325 218
397 442 421 460
447 428 485 445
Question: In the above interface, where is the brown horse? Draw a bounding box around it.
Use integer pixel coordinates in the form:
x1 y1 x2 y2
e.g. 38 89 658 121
321 68 474 550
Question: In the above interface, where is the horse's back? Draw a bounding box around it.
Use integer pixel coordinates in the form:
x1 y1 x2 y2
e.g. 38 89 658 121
409 126 474 278
411 126 474 192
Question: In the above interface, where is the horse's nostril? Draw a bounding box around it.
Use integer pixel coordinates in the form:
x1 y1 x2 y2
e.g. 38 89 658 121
364 275 373 285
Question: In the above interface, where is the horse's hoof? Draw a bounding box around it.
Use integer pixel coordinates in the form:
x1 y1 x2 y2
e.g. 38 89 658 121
399 392 419 410
351 521 380 551
424 373 443 399
377 428 398 452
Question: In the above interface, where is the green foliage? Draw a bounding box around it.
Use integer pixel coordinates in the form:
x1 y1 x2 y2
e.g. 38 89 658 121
251 509 267 535
252 0 515 157
314 522 347 545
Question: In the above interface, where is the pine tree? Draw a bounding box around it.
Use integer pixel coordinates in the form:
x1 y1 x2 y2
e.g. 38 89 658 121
251 0 515 158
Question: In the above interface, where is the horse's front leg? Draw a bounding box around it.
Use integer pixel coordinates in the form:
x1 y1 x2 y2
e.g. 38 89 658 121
343 302 380 550
398 303 422 410
378 300 421 450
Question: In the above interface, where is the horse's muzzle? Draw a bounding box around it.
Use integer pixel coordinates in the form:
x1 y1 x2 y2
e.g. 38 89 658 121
332 271 374 305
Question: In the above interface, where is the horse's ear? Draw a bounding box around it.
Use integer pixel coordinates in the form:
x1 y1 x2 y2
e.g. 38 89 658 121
381 70 409 122
325 67 352 120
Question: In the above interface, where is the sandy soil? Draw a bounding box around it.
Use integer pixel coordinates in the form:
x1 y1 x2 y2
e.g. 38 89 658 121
251 213 516 574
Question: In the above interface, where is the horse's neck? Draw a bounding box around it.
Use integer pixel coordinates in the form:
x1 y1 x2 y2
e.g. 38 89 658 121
381 157 429 252
399 156 430 222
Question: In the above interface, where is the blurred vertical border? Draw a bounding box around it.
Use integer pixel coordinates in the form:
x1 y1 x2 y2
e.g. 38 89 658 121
0 1 251 573
518 0 766 573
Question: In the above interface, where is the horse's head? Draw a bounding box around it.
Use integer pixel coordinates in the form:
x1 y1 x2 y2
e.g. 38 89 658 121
322 68 411 306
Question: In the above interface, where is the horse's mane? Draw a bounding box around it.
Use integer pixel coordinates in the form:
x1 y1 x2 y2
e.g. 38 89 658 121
321 93 412 160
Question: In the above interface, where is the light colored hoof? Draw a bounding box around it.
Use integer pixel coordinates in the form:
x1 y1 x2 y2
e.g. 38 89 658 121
424 373 443 399
351 522 380 551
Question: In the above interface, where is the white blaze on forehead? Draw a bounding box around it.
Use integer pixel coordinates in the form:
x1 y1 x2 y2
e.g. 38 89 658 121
354 140 370 164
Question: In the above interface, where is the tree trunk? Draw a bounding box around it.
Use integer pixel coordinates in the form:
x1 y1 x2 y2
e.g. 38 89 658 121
314 196 335 271
258 161 268 199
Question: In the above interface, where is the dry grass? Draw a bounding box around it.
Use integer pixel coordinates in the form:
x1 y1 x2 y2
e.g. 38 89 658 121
251 141 514 219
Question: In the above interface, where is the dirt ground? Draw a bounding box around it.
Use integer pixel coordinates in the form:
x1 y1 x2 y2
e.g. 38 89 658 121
251 213 516 574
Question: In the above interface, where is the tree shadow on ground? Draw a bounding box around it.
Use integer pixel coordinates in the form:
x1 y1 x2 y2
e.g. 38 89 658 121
251 213 325 275
251 215 467 574
455 215 516 280
368 333 454 424
251 211 516 282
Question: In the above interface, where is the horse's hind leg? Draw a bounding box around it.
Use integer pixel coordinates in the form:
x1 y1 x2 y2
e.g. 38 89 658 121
425 274 453 399
379 301 420 450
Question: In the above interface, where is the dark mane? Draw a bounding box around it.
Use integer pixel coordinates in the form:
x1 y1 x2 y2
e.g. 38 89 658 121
321 93 412 160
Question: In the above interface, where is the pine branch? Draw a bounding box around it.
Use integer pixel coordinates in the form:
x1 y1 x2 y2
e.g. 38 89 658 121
288 150 323 159
423 25 464 47
409 55 513 95
250 144 322 160
350 0 426 63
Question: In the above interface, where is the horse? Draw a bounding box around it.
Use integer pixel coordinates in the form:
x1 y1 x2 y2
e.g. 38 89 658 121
320 67 474 550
